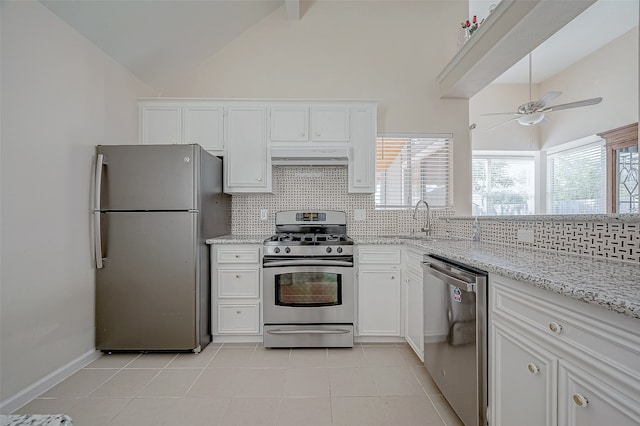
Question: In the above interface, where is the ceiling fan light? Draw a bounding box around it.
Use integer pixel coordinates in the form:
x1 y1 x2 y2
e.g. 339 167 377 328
517 112 544 126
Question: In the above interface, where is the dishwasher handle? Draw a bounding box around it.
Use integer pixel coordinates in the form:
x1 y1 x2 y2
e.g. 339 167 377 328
423 261 476 292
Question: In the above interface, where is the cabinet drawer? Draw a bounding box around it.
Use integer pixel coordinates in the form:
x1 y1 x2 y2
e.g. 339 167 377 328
492 275 640 376
358 247 401 264
216 247 260 263
217 304 260 334
218 269 260 298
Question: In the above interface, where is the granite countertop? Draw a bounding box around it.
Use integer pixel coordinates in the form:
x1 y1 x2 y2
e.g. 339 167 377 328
0 415 72 426
205 234 269 244
206 234 640 320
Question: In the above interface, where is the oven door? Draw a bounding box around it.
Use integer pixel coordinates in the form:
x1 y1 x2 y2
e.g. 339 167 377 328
263 260 354 325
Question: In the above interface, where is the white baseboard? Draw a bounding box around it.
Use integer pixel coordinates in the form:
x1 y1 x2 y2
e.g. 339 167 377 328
0 349 101 414
355 336 406 344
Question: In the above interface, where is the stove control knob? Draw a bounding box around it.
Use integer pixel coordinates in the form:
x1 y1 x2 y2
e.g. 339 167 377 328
285 247 291 254
337 247 343 253
326 247 332 253
274 247 280 254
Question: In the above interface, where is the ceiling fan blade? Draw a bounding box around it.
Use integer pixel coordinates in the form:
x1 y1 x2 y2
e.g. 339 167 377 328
533 91 562 109
480 111 521 117
543 97 602 112
486 117 520 130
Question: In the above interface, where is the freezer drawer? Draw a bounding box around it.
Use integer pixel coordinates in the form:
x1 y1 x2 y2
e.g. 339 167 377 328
96 211 200 351
96 144 198 211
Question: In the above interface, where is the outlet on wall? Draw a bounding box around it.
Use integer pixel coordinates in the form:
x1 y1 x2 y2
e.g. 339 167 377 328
260 209 268 220
517 229 534 243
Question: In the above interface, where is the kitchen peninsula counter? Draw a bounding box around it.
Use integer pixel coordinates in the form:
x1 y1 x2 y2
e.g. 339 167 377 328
355 236 640 321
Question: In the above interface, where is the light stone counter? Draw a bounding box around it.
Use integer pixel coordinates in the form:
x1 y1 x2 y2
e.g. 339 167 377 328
205 235 269 244
355 236 640 320
0 415 72 425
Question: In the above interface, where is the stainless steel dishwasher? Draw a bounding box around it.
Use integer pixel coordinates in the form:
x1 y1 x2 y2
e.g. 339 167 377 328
422 254 488 426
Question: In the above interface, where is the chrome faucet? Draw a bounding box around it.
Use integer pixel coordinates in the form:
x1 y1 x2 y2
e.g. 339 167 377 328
413 200 431 236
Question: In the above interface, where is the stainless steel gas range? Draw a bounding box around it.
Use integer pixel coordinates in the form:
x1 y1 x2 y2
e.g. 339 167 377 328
262 210 355 348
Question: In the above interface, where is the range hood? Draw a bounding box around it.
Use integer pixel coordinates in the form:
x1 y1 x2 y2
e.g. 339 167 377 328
271 147 349 166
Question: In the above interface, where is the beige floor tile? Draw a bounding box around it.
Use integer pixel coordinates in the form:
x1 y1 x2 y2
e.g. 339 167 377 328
369 366 425 396
326 346 367 367
167 345 219 368
125 353 177 369
89 369 159 397
187 368 242 398
362 345 408 367
397 344 424 367
381 395 446 426
110 397 230 426
429 394 465 426
209 346 256 367
288 348 328 367
249 347 292 367
62 397 131 425
277 397 332 426
137 368 203 397
235 368 286 397
85 353 139 369
13 397 78 415
220 397 281 426
331 396 388 426
412 366 443 395
329 367 377 397
283 368 330 397
42 369 117 397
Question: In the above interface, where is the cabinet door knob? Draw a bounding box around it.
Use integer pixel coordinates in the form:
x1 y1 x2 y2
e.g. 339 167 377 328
527 363 540 374
235 254 240 258
572 394 589 407
236 310 242 314
548 322 563 334
257 177 262 181
235 274 241 278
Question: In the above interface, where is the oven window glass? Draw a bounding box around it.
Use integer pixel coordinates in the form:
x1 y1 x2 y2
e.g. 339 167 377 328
275 272 342 307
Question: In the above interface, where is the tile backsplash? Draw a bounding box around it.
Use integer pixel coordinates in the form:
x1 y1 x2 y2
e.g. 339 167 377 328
231 166 453 236
231 166 640 264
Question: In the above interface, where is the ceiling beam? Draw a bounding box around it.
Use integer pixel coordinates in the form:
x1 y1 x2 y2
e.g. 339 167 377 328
437 0 596 99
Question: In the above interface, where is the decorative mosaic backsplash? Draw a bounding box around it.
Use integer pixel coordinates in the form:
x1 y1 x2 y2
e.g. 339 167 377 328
231 166 453 236
443 218 640 264
231 166 640 264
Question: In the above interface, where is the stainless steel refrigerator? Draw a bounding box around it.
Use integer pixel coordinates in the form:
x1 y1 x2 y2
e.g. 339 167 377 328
93 144 230 352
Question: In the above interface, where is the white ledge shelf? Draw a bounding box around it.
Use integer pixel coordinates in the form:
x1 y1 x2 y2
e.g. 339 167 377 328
437 0 596 99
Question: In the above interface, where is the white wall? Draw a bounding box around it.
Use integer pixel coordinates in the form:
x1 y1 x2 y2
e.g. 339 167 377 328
0 1 154 408
164 0 472 214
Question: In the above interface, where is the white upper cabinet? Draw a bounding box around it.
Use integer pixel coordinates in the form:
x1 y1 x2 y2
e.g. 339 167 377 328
139 100 224 153
224 105 271 193
310 105 350 142
348 106 376 193
269 105 309 142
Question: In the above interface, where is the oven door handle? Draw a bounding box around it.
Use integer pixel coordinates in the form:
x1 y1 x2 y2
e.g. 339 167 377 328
263 260 354 267
266 328 352 335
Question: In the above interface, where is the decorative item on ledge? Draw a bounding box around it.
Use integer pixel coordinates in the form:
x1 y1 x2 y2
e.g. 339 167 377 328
457 5 494 51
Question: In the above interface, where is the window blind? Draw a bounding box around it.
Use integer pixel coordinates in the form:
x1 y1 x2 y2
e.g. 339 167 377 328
472 155 535 215
375 135 452 209
547 139 606 214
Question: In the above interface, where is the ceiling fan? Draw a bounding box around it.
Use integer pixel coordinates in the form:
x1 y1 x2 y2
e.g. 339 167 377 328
481 53 603 130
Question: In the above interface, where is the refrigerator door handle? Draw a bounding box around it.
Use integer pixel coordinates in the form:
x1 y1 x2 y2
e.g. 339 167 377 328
94 154 104 269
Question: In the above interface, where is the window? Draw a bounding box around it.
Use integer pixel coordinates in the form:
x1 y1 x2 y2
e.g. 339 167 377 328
472 154 535 215
375 134 452 209
546 138 606 214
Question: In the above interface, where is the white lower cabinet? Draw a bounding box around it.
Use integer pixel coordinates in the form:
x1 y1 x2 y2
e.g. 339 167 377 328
404 248 424 360
490 273 640 426
357 246 401 337
211 245 262 337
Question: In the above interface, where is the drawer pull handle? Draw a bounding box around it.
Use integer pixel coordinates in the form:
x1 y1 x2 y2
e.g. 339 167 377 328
572 394 589 407
236 310 242 314
549 322 563 334
527 363 540 374
235 255 240 258
235 274 241 278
